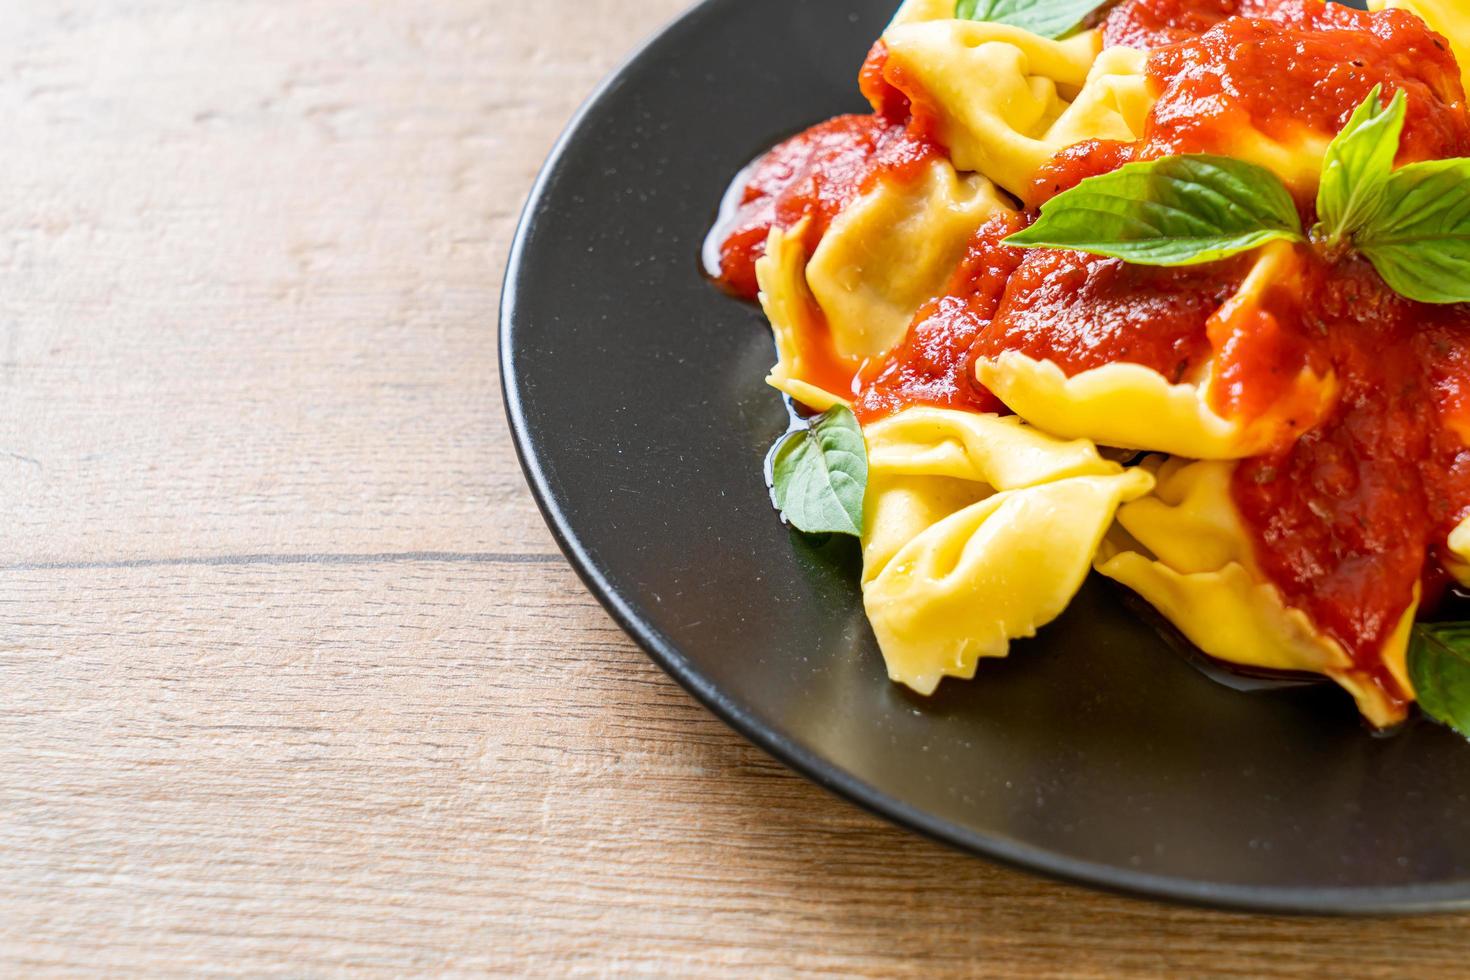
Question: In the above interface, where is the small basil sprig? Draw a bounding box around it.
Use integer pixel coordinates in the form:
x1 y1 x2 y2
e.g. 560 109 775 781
1312 85 1470 303
1354 161 1470 304
1316 84 1407 244
1004 87 1470 304
1410 623 1470 738
1005 155 1305 265
769 405 867 536
955 0 1107 40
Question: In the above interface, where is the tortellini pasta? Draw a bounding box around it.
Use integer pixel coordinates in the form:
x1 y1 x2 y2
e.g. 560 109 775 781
976 353 1265 459
758 163 1011 407
863 408 1154 694
807 159 1012 359
975 243 1338 459
1097 458 1415 727
1041 46 1155 158
880 21 1151 197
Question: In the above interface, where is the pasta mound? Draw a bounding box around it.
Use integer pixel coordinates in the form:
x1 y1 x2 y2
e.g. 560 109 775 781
708 0 1470 727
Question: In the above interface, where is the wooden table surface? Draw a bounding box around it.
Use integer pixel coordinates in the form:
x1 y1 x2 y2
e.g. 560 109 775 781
5 0 1470 974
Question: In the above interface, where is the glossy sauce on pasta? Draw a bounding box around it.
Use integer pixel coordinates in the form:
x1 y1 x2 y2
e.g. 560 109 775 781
1115 1 1469 700
1137 1 1470 166
992 0 1470 701
1230 256 1470 702
852 212 1022 422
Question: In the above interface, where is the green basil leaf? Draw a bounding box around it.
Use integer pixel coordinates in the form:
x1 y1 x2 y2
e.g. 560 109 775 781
1410 622 1470 738
770 405 867 537
1004 154 1305 266
1356 158 1470 304
1316 85 1407 245
955 0 1107 40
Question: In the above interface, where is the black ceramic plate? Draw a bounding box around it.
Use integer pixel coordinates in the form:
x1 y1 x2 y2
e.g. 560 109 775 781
501 0 1470 913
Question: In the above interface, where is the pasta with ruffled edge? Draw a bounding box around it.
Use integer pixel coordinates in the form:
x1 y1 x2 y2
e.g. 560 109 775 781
879 21 1152 199
1096 457 1417 727
864 408 1154 693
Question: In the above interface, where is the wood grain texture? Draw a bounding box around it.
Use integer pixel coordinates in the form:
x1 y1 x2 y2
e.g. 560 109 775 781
4 0 1470 975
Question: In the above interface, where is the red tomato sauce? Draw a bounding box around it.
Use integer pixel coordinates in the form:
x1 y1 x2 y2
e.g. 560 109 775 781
1027 140 1135 208
1140 2 1470 167
709 45 937 300
859 40 911 124
853 213 1025 424
1232 255 1470 700
973 248 1247 383
1103 0 1364 50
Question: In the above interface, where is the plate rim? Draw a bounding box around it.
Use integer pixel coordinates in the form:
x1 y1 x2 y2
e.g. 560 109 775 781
498 0 1470 916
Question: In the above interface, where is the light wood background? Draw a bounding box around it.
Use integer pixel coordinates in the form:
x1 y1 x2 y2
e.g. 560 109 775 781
4 0 1470 975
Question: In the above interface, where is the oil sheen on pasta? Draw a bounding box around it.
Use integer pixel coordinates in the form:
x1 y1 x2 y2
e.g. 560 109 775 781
709 0 1470 713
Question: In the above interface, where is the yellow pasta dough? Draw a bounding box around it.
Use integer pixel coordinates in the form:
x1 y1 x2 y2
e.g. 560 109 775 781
974 243 1338 458
1234 131 1334 196
758 163 1011 407
977 353 1261 459
1097 457 1415 727
755 221 850 412
808 159 1012 359
881 21 1152 197
862 408 1154 694
1039 46 1154 156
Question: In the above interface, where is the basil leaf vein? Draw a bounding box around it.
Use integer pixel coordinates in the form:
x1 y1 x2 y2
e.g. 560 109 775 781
1410 622 1470 738
1003 155 1305 266
955 0 1107 40
1356 159 1470 304
770 405 867 537
1316 85 1407 245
